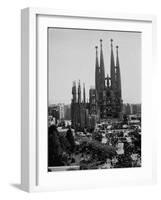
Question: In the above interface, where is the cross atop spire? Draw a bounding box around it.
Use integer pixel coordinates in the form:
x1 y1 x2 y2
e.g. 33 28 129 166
95 46 98 55
110 39 113 47
100 39 103 49
116 45 119 54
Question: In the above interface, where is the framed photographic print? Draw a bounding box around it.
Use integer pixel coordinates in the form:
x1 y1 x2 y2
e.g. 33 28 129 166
21 8 157 192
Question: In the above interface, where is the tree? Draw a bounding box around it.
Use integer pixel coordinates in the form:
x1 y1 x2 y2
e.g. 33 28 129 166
59 134 71 153
79 139 116 169
66 128 75 153
80 139 116 162
48 125 63 166
92 131 103 142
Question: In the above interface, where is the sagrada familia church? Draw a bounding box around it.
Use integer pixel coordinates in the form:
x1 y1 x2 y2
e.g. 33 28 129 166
71 39 123 130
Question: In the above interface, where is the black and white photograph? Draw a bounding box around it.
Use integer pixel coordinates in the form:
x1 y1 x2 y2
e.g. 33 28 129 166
48 28 141 172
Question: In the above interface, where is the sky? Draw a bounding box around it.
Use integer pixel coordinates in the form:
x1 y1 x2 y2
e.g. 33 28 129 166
48 28 141 105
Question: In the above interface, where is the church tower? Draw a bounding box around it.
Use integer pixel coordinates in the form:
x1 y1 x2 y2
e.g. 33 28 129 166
110 39 116 91
99 39 105 90
78 80 81 104
115 45 122 98
72 81 77 103
71 81 77 129
95 46 100 95
71 38 123 129
83 83 86 104
115 45 123 117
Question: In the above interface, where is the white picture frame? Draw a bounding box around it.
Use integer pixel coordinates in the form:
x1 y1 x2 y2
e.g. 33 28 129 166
21 7 157 192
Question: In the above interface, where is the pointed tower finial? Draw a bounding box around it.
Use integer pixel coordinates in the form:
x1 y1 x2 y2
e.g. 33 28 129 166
110 38 113 47
100 39 103 47
95 46 98 55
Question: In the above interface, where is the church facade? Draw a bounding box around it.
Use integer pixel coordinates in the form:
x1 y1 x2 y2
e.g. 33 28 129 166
95 39 123 119
71 39 123 130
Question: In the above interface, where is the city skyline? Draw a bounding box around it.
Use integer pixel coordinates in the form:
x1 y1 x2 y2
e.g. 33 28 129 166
48 28 141 105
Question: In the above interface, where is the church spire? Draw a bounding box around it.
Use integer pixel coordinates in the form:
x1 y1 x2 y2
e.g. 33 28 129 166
116 45 120 67
115 45 122 97
95 46 100 93
78 80 81 104
100 39 105 90
72 81 77 103
110 39 115 90
83 83 86 103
